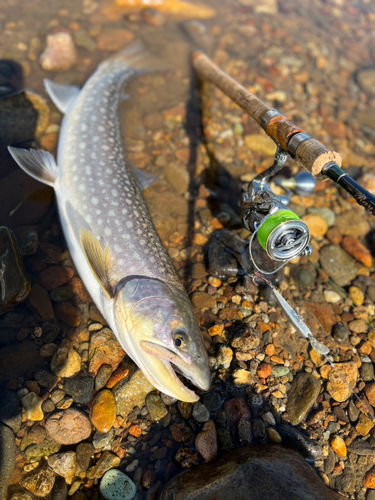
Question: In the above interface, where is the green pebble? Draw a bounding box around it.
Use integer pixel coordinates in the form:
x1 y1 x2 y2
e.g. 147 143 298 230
272 366 290 377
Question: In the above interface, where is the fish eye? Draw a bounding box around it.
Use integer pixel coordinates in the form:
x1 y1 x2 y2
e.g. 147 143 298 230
173 329 187 349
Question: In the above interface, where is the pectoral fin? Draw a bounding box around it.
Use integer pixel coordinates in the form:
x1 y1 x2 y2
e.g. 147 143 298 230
80 228 113 299
8 147 57 187
131 163 158 191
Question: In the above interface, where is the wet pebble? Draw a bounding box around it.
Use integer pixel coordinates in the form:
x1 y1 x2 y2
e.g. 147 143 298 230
192 401 210 423
50 286 74 302
54 301 81 326
176 448 201 468
28 425 46 444
286 373 321 425
25 438 61 460
87 451 120 479
267 427 281 442
97 29 134 51
362 363 375 382
330 435 347 458
93 428 115 450
146 392 168 422
327 362 358 402
177 401 193 419
21 392 44 421
48 451 77 480
342 236 372 268
91 390 117 434
332 322 349 343
38 266 74 291
12 225 39 255
95 364 113 391
252 419 266 440
336 469 356 493
278 425 323 460
356 414 374 436
290 263 317 288
20 463 56 497
348 400 360 422
224 398 251 422
0 227 30 315
50 339 81 378
320 245 359 287
45 408 91 445
76 442 94 473
39 32 77 71
217 428 233 450
364 466 375 488
26 284 54 321
237 418 252 442
63 377 94 404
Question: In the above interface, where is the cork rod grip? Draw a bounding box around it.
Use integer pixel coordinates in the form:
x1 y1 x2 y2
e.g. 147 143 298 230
192 51 342 178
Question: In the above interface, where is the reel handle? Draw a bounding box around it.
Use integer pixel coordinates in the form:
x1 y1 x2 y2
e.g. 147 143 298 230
191 51 341 180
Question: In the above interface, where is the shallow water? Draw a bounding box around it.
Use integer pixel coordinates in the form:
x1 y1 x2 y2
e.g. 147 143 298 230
1 0 375 499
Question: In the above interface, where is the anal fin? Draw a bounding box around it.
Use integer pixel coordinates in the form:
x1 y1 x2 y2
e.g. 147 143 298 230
131 163 158 191
44 79 80 114
80 228 113 300
8 147 57 187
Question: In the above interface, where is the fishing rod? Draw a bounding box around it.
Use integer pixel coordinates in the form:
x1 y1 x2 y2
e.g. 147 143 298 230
192 50 375 422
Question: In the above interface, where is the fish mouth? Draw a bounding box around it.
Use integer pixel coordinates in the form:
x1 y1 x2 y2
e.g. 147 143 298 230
140 340 202 398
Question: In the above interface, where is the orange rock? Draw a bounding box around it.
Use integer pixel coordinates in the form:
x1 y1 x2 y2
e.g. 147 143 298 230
330 435 347 457
356 413 374 436
257 363 272 379
128 424 142 438
69 277 89 302
90 389 117 433
301 214 328 238
326 362 358 402
114 0 216 19
193 233 208 246
359 341 372 356
364 382 375 406
364 466 375 488
341 236 372 268
40 133 58 152
97 29 134 51
320 365 332 379
106 365 129 388
265 344 275 356
89 329 126 376
54 301 81 327
208 325 223 337
270 355 284 365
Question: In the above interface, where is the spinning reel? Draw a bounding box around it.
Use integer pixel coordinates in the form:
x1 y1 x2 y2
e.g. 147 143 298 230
242 146 316 274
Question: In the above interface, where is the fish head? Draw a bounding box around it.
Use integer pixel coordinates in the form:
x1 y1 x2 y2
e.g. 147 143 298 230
114 277 211 402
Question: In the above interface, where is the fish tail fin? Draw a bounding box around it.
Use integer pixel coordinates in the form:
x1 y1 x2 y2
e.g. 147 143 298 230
99 40 168 75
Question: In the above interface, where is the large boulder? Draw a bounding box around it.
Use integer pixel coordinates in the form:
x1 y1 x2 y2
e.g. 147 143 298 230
160 444 344 500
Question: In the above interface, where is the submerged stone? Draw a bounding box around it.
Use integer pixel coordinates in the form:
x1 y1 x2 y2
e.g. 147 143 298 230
161 444 340 500
100 469 136 500
0 227 30 315
286 373 321 425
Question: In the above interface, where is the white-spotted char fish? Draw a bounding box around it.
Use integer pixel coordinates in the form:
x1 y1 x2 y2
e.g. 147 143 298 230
9 42 211 402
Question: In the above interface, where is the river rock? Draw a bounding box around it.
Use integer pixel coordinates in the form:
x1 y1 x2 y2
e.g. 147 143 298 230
113 368 154 420
319 245 359 287
63 377 94 404
290 263 317 288
39 266 74 291
327 362 358 402
45 408 91 445
165 162 190 195
192 401 210 423
12 225 39 255
286 373 321 425
90 389 117 433
0 227 30 315
25 438 61 460
28 425 46 444
95 364 113 391
76 442 94 473
196 420 217 462
0 422 16 500
0 390 22 432
278 425 323 460
48 451 77 481
161 444 340 500
87 451 120 479
335 211 370 238
39 32 77 71
146 392 168 422
50 339 81 378
100 469 136 500
88 328 125 376
26 284 54 321
20 463 56 497
21 392 44 421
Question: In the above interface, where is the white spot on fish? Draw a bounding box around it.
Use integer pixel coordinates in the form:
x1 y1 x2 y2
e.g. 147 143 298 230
80 142 86 149
104 227 111 236
92 197 99 205
79 184 85 192
126 221 133 229
102 145 110 151
108 210 115 216
122 208 128 215
96 209 102 215
81 124 87 132
111 189 118 197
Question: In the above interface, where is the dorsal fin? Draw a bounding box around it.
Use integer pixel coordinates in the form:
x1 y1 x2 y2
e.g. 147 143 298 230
44 79 80 113
8 147 57 187
80 228 113 299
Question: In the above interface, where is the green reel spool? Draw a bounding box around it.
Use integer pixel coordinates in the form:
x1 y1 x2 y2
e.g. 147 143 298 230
257 210 310 261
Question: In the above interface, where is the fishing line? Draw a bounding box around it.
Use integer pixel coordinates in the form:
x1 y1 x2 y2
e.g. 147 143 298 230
248 272 375 424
